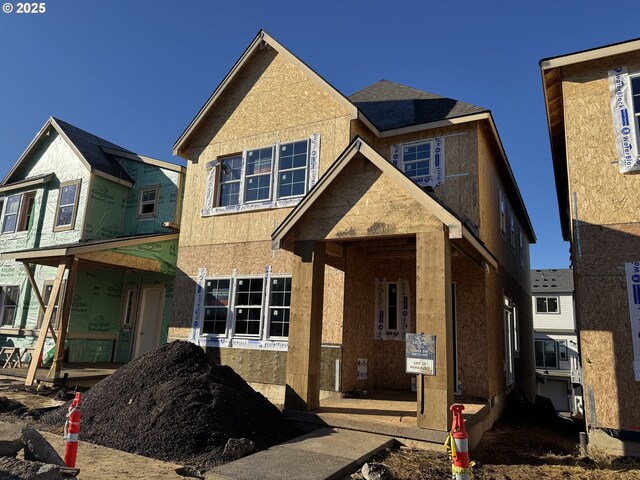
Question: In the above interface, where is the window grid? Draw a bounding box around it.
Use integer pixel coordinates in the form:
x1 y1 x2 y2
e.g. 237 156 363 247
234 278 264 336
138 186 159 218
55 181 79 229
203 279 231 335
268 277 291 338
2 194 21 234
277 140 308 199
218 155 243 207
244 147 273 203
0 286 19 327
402 142 431 179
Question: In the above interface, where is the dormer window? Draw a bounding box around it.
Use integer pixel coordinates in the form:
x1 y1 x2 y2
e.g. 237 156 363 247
138 185 160 219
391 137 445 187
402 142 431 179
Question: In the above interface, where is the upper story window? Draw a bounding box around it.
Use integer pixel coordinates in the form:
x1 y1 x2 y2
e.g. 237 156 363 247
205 135 319 216
0 285 19 327
499 189 506 237
632 75 640 137
2 191 36 234
391 138 445 188
518 229 524 267
510 212 516 249
536 296 559 314
138 185 160 219
54 180 81 231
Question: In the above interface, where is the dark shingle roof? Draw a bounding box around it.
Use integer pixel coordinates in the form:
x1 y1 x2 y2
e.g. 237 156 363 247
348 80 488 132
531 269 574 294
53 118 134 183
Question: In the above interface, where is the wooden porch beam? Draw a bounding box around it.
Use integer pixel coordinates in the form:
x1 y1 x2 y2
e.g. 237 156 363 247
25 260 68 386
50 258 79 378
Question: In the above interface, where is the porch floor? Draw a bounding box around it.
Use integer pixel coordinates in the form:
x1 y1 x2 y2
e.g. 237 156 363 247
0 363 122 387
285 390 490 447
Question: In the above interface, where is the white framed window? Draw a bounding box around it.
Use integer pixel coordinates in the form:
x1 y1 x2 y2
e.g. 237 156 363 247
54 180 81 231
244 147 274 203
0 286 20 327
37 280 65 329
499 189 506 237
277 140 309 199
138 185 160 219
536 296 560 314
218 155 243 207
120 287 138 328
535 339 558 369
1 191 35 234
201 275 292 339
401 142 431 180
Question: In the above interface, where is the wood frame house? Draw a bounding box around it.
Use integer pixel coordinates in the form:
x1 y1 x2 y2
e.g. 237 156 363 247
171 30 536 435
541 38 640 455
0 118 184 383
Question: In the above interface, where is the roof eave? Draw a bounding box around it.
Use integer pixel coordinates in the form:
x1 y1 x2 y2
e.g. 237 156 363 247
540 38 640 70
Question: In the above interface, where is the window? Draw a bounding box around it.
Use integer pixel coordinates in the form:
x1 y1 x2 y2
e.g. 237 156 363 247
0 286 19 327
54 180 80 230
121 288 137 328
387 282 399 331
632 75 640 136
268 277 291 337
2 191 35 234
536 296 559 314
510 213 516 249
519 229 524 267
244 147 273 203
201 276 291 339
402 142 431 179
37 281 65 329
278 141 308 198
203 279 230 334
558 340 568 361
138 185 160 219
218 155 242 207
535 339 558 369
499 189 506 236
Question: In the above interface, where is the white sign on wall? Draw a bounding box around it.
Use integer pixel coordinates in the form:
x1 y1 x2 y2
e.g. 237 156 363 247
357 358 368 380
625 261 640 380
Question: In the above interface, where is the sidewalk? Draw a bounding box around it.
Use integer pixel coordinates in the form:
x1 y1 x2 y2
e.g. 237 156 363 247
206 428 394 480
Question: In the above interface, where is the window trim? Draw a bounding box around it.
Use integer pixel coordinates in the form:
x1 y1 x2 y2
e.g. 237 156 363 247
266 276 292 340
137 184 160 220
535 296 561 314
53 179 81 232
232 276 265 337
0 285 20 328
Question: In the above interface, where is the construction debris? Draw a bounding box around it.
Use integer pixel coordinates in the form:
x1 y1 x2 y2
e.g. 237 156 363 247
21 428 65 466
40 341 298 472
0 457 62 480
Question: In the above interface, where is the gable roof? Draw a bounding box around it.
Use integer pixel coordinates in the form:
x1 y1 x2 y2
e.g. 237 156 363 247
349 80 488 132
173 30 358 156
531 268 574 294
3 118 181 188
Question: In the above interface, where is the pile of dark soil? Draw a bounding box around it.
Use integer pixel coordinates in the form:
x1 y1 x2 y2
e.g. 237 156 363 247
0 396 26 414
40 341 298 471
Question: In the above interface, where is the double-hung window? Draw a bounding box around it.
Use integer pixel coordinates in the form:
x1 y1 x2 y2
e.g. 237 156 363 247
201 276 292 339
277 141 308 198
54 180 81 230
402 142 431 180
536 296 559 314
218 155 243 207
138 185 160 219
0 286 19 327
535 339 558 369
244 147 273 203
2 191 36 234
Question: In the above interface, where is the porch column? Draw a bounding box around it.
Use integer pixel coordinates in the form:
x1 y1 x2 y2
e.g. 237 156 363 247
285 240 325 411
416 227 454 431
50 257 80 378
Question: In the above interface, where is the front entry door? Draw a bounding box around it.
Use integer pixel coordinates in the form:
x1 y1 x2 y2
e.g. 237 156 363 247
134 285 165 358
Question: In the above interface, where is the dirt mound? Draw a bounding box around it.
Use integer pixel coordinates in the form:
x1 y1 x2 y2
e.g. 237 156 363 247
40 341 298 470
0 396 26 414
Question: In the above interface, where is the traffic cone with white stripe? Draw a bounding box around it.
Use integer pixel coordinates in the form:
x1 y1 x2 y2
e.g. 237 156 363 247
63 392 81 468
444 403 474 479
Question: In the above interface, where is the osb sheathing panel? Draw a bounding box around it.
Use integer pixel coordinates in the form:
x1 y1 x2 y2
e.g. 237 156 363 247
368 122 480 231
576 222 640 276
293 156 441 242
341 248 375 392
208 347 288 385
172 241 343 343
562 51 640 228
349 119 377 145
477 124 531 290
178 47 352 249
451 254 488 398
577 274 640 430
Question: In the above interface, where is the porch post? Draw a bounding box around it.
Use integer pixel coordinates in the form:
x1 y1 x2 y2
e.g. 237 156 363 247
50 257 80 378
416 227 454 431
285 240 325 411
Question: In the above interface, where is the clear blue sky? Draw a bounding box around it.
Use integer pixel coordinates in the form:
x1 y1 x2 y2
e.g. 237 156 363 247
1 1 637 269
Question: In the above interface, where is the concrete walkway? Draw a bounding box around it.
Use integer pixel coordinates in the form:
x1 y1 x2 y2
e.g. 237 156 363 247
206 428 394 480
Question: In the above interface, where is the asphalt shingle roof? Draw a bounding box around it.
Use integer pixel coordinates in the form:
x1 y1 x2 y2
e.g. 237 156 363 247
348 80 488 132
531 269 574 294
53 118 134 183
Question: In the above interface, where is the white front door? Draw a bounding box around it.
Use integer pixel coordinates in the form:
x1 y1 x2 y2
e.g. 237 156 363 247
134 285 165 358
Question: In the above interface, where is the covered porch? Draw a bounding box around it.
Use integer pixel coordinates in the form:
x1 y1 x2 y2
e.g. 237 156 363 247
272 138 497 433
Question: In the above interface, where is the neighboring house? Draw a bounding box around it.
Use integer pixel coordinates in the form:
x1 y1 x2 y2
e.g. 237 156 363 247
531 269 582 414
0 117 184 381
541 38 640 455
170 30 536 436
